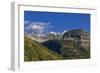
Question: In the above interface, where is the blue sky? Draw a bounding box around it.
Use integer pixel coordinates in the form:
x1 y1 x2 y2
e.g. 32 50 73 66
24 11 90 34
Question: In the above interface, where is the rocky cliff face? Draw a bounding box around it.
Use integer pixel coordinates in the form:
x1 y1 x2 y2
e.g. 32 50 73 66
62 29 88 39
62 29 90 49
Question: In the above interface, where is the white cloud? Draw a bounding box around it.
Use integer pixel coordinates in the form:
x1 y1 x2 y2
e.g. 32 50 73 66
25 22 51 35
49 31 57 35
31 24 45 34
32 24 44 30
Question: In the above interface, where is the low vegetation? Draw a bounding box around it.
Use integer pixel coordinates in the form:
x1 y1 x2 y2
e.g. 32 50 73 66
24 36 64 61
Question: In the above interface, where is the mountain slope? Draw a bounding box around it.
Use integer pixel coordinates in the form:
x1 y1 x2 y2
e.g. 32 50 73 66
24 36 64 61
42 39 90 59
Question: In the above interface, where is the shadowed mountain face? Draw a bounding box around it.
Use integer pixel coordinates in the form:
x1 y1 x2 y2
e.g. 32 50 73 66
42 40 62 54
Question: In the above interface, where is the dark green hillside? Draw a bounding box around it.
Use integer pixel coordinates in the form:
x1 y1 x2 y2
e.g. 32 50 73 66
24 36 64 61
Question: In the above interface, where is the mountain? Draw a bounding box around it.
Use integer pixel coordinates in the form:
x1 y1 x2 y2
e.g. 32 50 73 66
47 32 62 40
24 32 48 42
24 36 64 61
61 30 68 35
42 39 90 59
62 29 89 39
25 31 62 42
42 29 90 59
24 29 90 60
62 29 90 49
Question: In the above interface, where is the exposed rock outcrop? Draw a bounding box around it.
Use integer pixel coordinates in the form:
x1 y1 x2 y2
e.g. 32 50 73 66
62 29 90 49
